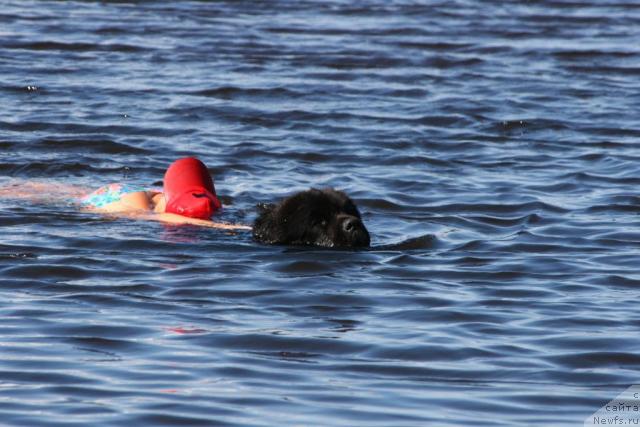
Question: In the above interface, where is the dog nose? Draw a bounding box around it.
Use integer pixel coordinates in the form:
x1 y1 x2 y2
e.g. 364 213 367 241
342 216 361 233
338 214 370 247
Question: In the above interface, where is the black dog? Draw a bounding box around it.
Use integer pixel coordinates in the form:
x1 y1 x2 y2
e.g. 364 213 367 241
253 188 370 248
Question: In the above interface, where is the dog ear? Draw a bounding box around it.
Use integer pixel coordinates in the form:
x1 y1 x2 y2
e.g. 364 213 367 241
253 203 281 243
257 202 276 214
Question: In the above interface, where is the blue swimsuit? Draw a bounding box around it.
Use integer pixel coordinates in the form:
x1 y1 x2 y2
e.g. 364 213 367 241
80 183 146 208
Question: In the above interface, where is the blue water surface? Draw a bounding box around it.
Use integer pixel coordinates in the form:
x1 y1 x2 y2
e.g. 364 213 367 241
1 1 640 426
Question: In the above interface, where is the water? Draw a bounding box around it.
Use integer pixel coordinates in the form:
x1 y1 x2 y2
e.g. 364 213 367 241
1 1 640 425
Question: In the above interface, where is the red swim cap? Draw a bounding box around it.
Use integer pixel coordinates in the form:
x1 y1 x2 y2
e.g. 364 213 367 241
163 157 221 219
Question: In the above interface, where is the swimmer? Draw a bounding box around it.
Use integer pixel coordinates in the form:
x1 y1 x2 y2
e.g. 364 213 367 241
1 157 250 230
81 157 250 230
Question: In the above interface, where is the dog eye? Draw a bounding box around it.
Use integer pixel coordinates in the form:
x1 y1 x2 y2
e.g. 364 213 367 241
313 219 327 227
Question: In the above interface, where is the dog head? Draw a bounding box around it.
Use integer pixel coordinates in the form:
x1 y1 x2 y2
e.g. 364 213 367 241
253 188 370 248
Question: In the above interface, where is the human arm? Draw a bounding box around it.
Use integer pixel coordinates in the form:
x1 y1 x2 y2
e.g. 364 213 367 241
135 211 252 230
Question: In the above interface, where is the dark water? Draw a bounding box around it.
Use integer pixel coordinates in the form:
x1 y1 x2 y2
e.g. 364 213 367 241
1 1 640 425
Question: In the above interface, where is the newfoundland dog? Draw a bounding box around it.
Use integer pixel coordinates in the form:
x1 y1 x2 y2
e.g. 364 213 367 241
253 188 370 248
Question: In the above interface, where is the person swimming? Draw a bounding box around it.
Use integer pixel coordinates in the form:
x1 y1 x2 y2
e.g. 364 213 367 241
79 157 249 230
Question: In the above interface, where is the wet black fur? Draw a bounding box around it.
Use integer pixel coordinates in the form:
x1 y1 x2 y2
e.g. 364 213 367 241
253 188 370 248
